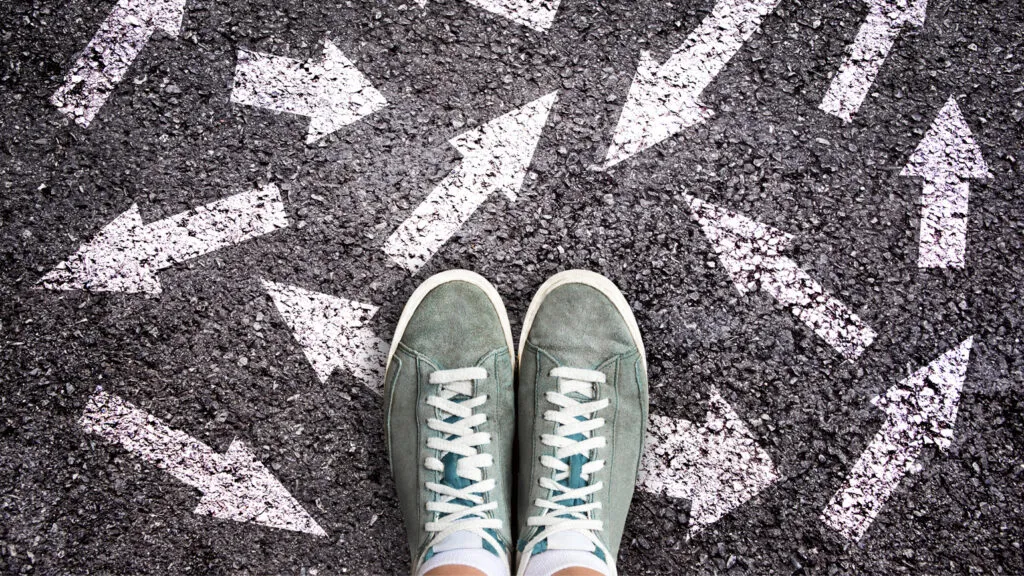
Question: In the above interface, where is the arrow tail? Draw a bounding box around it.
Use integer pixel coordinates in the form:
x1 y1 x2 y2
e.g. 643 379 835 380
821 422 921 541
80 390 220 491
819 10 905 122
231 49 318 118
760 258 878 359
146 184 288 271
51 0 187 127
917 180 970 268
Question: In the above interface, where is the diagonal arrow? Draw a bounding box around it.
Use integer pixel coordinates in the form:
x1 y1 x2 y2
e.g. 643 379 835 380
819 0 928 122
40 184 288 294
601 0 782 168
231 40 387 144
51 0 188 127
638 387 779 536
80 389 326 536
262 280 387 392
683 194 878 360
901 97 991 269
383 91 558 273
821 337 973 541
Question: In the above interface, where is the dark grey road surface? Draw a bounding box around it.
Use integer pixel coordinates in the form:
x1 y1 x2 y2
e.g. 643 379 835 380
2 0 1023 574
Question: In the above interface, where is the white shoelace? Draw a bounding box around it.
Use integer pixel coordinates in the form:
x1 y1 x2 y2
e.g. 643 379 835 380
422 367 505 567
518 366 614 576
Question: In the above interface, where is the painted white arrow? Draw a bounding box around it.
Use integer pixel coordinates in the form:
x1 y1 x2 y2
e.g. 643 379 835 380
901 97 991 269
821 337 973 541
262 280 387 392
51 0 188 127
819 0 928 122
231 40 387 144
638 387 779 535
40 184 288 294
415 0 561 31
384 91 558 273
602 0 782 168
684 194 877 360
80 389 326 536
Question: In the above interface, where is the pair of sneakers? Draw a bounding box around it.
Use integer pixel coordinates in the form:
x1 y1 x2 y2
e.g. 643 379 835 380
384 270 649 576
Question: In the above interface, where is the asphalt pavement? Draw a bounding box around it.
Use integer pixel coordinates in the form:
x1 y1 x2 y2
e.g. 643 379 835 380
1 0 1022 574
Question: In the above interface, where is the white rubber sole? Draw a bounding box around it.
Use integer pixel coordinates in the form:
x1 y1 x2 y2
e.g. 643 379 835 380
517 269 646 367
385 269 515 376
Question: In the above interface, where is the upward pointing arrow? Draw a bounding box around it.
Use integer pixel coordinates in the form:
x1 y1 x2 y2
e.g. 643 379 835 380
683 194 877 360
231 40 387 144
81 389 326 536
901 97 991 268
51 0 188 127
262 280 387 392
638 388 779 536
819 0 928 122
821 337 974 541
40 184 289 294
384 91 558 273
602 0 782 168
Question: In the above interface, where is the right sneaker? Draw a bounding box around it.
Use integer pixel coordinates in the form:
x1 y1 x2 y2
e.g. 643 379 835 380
515 271 649 576
384 270 516 576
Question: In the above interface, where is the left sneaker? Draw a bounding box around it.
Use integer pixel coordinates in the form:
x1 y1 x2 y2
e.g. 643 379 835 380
384 270 516 576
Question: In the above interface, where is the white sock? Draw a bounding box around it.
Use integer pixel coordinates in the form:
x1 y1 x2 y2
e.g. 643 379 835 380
520 549 610 576
416 531 510 576
520 531 610 576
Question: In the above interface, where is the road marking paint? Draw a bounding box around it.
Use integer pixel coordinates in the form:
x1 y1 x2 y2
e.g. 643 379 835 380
819 0 928 122
901 97 991 268
80 389 327 536
821 337 973 541
262 280 387 392
231 40 387 144
51 0 188 127
416 0 561 31
639 387 779 536
683 194 877 360
602 0 782 168
383 91 558 273
40 184 288 294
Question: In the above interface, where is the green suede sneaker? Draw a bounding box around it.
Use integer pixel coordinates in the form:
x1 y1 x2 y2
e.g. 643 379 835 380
384 270 516 576
515 270 648 576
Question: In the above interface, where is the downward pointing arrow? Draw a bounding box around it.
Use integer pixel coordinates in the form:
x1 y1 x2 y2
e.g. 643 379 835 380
821 337 973 541
51 0 188 127
819 0 928 122
40 184 288 294
638 388 779 535
81 389 326 536
231 40 388 144
901 97 991 268
384 91 558 273
602 0 782 168
262 280 387 392
684 194 877 360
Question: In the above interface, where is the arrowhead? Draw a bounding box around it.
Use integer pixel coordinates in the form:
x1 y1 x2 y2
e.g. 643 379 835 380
901 97 990 181
448 91 558 200
262 280 387 391
39 205 162 294
306 40 388 144
602 51 713 168
872 337 973 450
128 0 189 36
638 388 778 536
681 194 793 295
193 440 326 536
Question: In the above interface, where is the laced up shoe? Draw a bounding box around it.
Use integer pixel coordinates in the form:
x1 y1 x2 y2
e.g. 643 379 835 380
515 270 648 576
385 270 516 576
